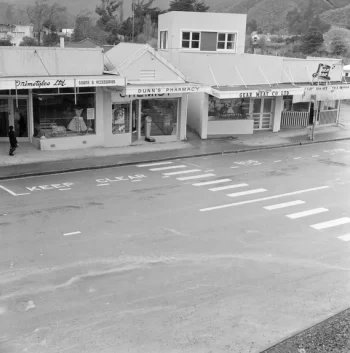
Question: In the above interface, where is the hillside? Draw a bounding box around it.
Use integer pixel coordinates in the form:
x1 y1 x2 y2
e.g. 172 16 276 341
2 0 350 34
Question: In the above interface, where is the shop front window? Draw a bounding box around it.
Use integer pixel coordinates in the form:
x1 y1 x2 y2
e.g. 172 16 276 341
323 100 338 110
208 96 250 120
32 91 96 138
141 99 178 136
283 96 309 112
112 103 130 134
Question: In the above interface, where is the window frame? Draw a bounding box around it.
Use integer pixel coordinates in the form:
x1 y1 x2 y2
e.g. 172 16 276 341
217 32 237 52
181 31 201 50
159 30 168 50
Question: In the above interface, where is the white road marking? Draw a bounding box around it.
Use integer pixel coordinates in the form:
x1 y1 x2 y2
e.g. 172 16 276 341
293 157 301 160
311 217 350 230
200 186 330 212
131 180 141 182
312 155 319 157
274 160 282 163
227 188 267 198
209 183 248 192
0 185 30 196
63 231 81 236
59 188 71 191
177 173 216 181
338 234 350 242
205 169 215 172
230 166 240 169
264 200 305 210
193 179 231 186
286 208 328 219
163 169 201 176
149 165 187 171
137 161 173 167
97 184 110 186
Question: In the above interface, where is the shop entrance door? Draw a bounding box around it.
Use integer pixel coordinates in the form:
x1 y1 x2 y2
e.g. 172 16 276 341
131 100 140 142
251 98 273 130
0 97 29 141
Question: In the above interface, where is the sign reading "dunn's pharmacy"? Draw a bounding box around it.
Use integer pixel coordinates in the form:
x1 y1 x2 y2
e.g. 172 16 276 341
124 85 207 95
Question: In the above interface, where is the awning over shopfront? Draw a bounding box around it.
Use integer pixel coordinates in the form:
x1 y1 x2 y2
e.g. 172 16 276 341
210 83 305 99
0 75 126 90
293 82 350 103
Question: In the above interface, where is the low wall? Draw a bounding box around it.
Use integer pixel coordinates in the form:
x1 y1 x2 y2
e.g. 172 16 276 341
39 134 103 151
207 119 254 136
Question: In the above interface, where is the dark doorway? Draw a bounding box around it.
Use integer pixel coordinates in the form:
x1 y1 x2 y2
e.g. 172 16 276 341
309 102 314 125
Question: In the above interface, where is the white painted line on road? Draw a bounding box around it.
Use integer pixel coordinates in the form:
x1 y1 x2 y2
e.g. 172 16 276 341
264 200 305 210
137 161 172 167
312 155 319 157
227 188 267 198
230 166 240 169
59 188 71 191
311 217 350 230
0 185 30 196
293 157 301 160
63 231 81 236
274 160 282 163
149 165 187 171
162 176 170 178
286 208 328 219
338 234 350 242
205 169 215 172
97 184 110 186
163 169 201 176
209 183 248 192
200 186 330 212
193 179 231 186
177 173 216 181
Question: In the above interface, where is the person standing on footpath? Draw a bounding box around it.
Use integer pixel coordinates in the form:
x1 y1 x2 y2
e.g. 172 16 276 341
8 126 18 156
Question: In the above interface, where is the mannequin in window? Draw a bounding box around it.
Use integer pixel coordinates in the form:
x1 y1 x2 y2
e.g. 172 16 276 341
67 107 87 133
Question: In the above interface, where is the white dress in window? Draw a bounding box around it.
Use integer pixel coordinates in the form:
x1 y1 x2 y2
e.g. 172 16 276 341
68 109 87 132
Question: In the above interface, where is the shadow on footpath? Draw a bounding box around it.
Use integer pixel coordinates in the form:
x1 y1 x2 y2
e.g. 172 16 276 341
260 307 350 353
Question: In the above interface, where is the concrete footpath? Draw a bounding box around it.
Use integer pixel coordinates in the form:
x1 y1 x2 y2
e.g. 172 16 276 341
0 124 349 180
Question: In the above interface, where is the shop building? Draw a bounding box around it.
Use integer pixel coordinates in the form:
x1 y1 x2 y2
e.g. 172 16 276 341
158 12 346 139
0 46 125 150
104 43 206 146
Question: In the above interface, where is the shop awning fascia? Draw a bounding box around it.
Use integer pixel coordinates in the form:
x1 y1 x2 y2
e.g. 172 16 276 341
293 82 350 103
210 85 305 99
0 74 126 90
108 82 209 96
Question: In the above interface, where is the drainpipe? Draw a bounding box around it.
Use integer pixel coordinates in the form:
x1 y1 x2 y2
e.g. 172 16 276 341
60 37 65 48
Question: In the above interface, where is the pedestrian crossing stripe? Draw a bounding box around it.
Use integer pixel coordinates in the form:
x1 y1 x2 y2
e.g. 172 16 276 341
209 184 248 192
193 179 231 186
137 161 173 167
286 208 328 219
177 174 216 181
311 217 350 230
149 165 187 171
163 169 201 176
227 188 267 198
264 200 305 210
338 234 350 242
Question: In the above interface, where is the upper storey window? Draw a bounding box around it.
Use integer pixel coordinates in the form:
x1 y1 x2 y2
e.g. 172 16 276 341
217 33 237 51
181 31 200 49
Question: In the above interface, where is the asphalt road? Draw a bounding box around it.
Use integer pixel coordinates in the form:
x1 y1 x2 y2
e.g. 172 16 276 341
1 140 350 353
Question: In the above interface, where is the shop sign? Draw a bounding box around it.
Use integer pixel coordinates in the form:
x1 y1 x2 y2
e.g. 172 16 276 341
238 90 291 98
15 79 69 89
293 84 350 103
123 85 205 96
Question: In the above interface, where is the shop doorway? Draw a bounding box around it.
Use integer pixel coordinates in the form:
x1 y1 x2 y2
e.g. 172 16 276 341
0 97 29 141
251 98 274 130
131 100 140 142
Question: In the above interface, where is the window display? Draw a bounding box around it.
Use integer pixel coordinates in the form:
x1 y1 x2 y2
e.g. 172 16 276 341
141 99 178 136
283 96 309 112
208 96 249 120
112 103 130 134
323 100 338 110
33 89 96 138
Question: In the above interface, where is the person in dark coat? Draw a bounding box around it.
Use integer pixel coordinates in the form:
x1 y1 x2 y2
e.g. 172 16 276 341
8 126 18 156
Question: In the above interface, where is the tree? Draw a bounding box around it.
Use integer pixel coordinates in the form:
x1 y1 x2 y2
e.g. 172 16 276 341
136 14 157 45
120 0 164 42
27 0 66 46
0 39 13 46
19 36 39 46
95 0 122 44
246 19 258 34
301 26 324 54
73 15 108 44
43 32 59 46
309 15 331 34
331 36 348 56
168 0 209 12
